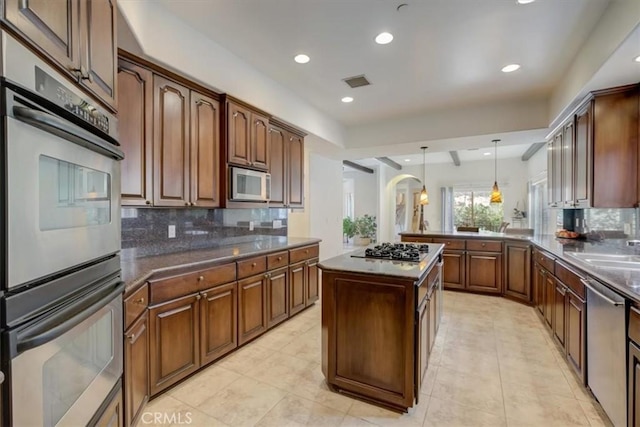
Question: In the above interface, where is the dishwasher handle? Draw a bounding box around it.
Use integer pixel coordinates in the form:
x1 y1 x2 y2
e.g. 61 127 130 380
580 278 624 306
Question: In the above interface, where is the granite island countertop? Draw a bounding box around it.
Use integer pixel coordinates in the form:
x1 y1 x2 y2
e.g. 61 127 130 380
318 244 444 281
121 236 321 295
400 231 640 302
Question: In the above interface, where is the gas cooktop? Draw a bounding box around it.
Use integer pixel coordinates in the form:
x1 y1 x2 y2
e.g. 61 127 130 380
351 242 430 262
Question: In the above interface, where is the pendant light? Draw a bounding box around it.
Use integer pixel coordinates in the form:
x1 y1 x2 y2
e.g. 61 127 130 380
490 139 503 204
420 146 429 205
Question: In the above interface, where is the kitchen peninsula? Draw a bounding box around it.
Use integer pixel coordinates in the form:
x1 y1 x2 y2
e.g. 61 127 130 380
319 243 444 412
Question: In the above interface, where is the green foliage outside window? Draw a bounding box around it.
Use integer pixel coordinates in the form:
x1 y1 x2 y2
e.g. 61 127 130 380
454 190 503 231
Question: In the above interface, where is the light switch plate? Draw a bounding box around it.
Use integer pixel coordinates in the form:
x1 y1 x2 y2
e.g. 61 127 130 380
249 221 254 231
168 225 176 238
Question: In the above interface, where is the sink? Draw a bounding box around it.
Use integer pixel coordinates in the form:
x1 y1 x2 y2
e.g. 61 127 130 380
567 252 640 270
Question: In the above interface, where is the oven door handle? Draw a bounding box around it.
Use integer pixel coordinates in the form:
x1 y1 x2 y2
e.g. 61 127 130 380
12 105 124 160
16 280 124 354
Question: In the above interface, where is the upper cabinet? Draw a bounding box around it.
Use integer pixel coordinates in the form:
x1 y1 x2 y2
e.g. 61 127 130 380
547 84 639 209
4 0 117 111
269 122 305 208
226 100 269 171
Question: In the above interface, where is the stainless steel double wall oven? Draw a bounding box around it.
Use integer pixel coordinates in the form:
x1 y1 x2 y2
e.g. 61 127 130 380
0 31 124 426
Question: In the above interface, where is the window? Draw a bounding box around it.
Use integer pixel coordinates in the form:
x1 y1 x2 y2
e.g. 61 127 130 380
442 186 504 231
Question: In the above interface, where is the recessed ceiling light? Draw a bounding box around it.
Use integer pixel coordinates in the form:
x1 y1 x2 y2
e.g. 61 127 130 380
483 152 492 156
404 159 411 162
375 32 394 45
635 55 640 63
341 97 354 103
294 54 310 64
501 64 521 73
516 0 535 4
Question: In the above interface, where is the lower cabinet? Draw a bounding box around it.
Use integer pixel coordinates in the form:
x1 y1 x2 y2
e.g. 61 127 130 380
442 251 465 289
149 293 201 396
416 297 429 398
267 267 289 328
428 282 437 352
553 282 566 347
629 341 640 427
238 275 268 345
566 290 585 379
200 282 237 365
289 258 320 315
543 273 555 328
94 387 123 427
533 263 546 317
124 312 149 427
306 259 320 306
503 243 531 302
466 252 502 294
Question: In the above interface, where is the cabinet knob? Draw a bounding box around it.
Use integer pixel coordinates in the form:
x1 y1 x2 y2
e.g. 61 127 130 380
481 243 486 247
128 333 136 344
305 249 309 254
133 297 145 305
80 72 93 83
145 200 151 205
202 292 208 298
233 112 238 118
198 276 204 281
289 137 293 141
69 65 86 77
192 202 197 206
185 202 189 206
277 256 282 261
196 294 202 300
251 262 257 267
265 273 271 279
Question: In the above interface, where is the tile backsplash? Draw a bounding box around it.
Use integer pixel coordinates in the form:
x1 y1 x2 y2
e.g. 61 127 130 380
555 208 638 238
121 208 288 258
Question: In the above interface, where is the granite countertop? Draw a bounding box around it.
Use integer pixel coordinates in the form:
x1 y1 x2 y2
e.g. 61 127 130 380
318 244 444 281
401 230 640 302
121 236 321 295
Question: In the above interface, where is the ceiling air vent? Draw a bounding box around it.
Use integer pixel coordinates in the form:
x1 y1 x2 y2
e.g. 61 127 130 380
343 74 371 88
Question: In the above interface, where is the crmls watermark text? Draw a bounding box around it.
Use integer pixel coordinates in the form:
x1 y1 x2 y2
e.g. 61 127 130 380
141 412 193 425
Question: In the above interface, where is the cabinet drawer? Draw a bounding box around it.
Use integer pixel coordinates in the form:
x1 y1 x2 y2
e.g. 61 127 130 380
534 249 555 274
124 283 148 330
555 261 585 299
267 251 289 270
149 263 236 304
290 245 319 263
433 238 466 250
401 236 432 243
466 240 502 252
238 256 267 279
630 306 640 345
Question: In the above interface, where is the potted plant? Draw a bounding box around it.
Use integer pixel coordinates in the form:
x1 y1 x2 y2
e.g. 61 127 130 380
343 217 356 243
354 214 377 246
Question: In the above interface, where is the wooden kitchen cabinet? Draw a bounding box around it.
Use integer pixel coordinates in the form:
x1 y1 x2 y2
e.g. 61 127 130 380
289 262 306 316
226 100 269 170
190 91 221 207
566 290 585 381
466 252 502 294
94 387 123 427
504 243 531 302
4 0 117 110
118 59 153 206
442 251 465 290
553 281 566 347
200 282 237 365
124 312 148 427
416 297 429 398
149 293 200 395
533 263 546 317
573 102 592 208
629 341 640 427
268 123 306 208
548 130 563 207
543 273 555 329
266 267 289 328
238 274 268 345
306 259 319 306
153 75 191 207
562 121 575 208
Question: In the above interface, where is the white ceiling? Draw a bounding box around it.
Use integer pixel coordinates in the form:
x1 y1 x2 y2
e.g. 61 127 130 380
155 0 612 126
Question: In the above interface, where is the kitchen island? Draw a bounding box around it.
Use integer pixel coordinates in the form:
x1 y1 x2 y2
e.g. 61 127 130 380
319 243 444 412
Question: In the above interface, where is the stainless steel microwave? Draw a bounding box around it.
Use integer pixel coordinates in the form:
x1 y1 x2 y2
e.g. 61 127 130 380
230 167 271 202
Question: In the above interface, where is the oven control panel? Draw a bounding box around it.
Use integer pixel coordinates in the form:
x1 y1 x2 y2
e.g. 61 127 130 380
35 67 110 134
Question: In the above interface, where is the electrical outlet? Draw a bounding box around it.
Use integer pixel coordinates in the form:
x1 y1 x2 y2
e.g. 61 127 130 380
273 220 282 229
168 225 176 238
249 221 254 231
624 223 631 235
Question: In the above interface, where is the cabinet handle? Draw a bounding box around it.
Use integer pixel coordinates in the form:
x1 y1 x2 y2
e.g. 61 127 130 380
133 297 145 305
277 256 282 261
481 243 486 247
289 137 293 141
69 65 86 78
145 200 151 205
233 112 238 118
128 333 136 344
185 202 189 206
251 262 257 267
198 276 204 281
80 72 93 83
265 273 271 279
192 202 197 206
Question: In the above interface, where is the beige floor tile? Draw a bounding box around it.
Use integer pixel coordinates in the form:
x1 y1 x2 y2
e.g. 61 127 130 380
168 365 241 407
504 389 590 426
438 346 500 377
287 363 356 413
243 351 314 389
143 394 228 427
339 415 378 426
252 327 299 351
254 394 346 426
280 329 322 363
501 374 575 399
347 397 429 427
420 365 438 397
431 367 504 416
577 399 614 427
424 396 507 427
197 376 287 426
216 343 276 374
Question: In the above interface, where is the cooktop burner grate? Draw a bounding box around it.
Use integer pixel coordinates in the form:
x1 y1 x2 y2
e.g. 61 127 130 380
352 242 430 262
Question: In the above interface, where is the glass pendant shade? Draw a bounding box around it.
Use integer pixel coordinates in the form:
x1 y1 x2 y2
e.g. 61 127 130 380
490 139 503 204
420 185 429 205
420 147 429 205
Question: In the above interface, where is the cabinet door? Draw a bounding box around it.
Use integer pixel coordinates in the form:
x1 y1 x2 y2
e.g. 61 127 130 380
415 299 429 398
566 291 585 382
251 113 269 170
200 282 237 366
80 0 116 110
288 133 305 207
153 76 190 207
543 274 554 329
306 259 319 306
94 387 123 427
504 244 531 302
5 0 80 73
289 262 306 316
266 268 288 328
268 126 287 207
124 312 149 427
562 121 574 207
118 59 153 206
466 252 502 294
629 341 640 427
550 131 563 207
227 102 251 167
533 264 546 317
190 91 221 207
442 251 465 289
553 283 566 347
428 289 437 353
238 275 267 345
149 294 200 396
574 102 592 208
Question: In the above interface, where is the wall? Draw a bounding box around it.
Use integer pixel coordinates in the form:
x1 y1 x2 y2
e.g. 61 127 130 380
343 169 379 219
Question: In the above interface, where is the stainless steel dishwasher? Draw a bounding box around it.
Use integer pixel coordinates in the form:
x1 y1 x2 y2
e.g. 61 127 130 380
582 277 627 427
